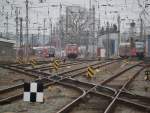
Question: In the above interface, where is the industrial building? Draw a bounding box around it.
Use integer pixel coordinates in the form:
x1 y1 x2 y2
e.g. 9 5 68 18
0 38 16 62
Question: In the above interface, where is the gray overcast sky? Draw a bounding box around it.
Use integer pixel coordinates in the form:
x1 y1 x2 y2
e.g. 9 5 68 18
0 0 148 34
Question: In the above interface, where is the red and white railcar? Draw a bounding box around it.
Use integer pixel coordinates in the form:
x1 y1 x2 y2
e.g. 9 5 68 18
65 44 79 58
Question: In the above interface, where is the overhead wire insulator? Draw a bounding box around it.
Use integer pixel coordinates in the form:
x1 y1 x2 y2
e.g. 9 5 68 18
39 0 46 3
11 5 13 16
2 6 4 15
6 0 10 4
48 8 49 15
19 9 20 15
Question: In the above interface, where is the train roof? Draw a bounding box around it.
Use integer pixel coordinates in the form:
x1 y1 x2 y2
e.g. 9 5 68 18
119 42 130 46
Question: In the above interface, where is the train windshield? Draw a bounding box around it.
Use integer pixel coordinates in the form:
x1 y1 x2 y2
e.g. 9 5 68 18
135 42 144 48
48 48 55 53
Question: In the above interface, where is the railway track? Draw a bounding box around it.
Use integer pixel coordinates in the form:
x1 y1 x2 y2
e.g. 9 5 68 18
0 83 83 113
127 68 150 98
0 59 119 105
10 58 98 70
8 60 82 70
0 67 37 90
0 60 88 80
1 58 148 113
101 64 149 113
50 60 119 78
2 59 117 80
9 60 54 67
0 78 54 105
53 61 150 113
35 61 87 72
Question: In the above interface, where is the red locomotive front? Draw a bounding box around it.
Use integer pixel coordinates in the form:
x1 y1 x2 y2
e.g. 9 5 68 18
65 44 78 59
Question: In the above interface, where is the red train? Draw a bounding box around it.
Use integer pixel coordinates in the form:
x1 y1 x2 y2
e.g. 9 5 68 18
65 44 79 58
33 46 55 58
119 43 130 58
119 42 144 58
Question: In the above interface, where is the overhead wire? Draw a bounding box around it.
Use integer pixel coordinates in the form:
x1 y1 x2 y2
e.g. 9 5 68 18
1 0 148 35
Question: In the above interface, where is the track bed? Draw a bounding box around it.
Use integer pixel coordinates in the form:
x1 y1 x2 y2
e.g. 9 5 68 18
69 94 111 113
113 103 147 113
128 68 150 98
73 61 138 85
0 68 36 89
0 84 81 113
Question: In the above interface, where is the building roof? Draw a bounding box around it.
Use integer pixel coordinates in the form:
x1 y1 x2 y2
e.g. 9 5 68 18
0 38 16 44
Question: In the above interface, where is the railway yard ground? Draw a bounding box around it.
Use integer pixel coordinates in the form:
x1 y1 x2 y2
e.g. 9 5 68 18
0 68 36 89
0 58 150 113
1 0 150 112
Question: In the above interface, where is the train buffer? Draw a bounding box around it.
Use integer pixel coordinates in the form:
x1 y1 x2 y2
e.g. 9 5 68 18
121 60 129 67
123 60 129 64
52 60 60 71
29 59 37 68
17 57 24 64
87 66 95 78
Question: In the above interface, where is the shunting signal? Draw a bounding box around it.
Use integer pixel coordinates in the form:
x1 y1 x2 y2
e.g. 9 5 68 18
52 60 60 71
30 59 37 68
144 70 150 81
87 66 95 78
145 70 150 76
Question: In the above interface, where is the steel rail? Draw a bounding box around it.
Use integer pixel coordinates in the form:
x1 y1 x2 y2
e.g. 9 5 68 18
90 91 150 111
103 66 145 113
16 61 84 71
54 62 150 113
0 59 119 105
59 78 116 94
0 60 115 94
48 63 149 113
11 58 102 68
100 62 142 85
38 61 85 71
9 61 51 67
0 81 54 104
60 77 150 111
0 78 49 93
1 60 107 77
1 60 149 113
51 60 118 79
0 77 85 105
